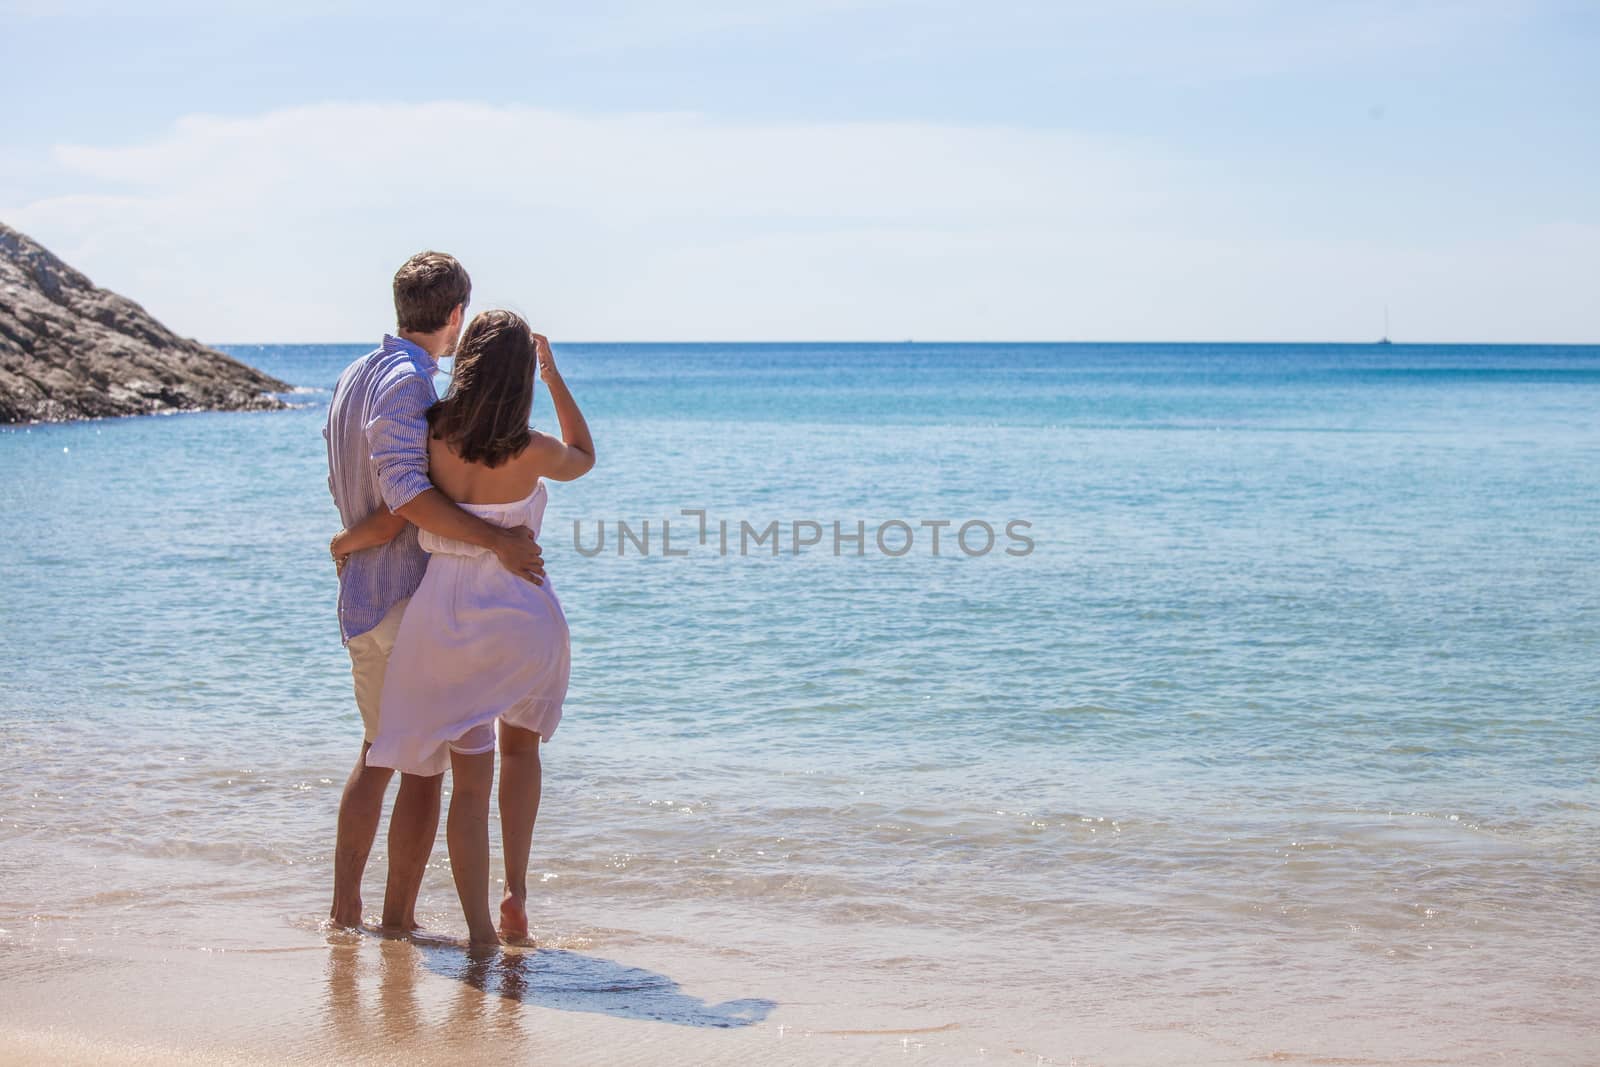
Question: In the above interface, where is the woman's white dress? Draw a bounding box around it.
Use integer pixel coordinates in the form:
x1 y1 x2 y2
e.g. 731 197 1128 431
366 482 569 777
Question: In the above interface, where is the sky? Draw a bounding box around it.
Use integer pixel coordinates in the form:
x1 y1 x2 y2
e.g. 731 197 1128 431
1 1 1596 343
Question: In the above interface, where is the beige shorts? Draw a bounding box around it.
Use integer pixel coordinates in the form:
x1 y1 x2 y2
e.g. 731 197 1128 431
347 597 410 744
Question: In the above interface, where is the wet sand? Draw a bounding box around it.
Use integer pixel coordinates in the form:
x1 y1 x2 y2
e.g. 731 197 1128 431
4 872 1595 1067
2 780 1597 1066
0 920 1094 1066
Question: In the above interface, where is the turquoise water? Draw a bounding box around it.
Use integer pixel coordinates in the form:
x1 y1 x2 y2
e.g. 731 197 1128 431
3 342 1599 1062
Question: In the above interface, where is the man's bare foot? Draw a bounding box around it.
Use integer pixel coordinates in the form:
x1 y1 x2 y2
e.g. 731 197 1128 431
499 892 530 943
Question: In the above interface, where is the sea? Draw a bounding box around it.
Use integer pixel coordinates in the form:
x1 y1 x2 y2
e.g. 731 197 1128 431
2 342 1597 1064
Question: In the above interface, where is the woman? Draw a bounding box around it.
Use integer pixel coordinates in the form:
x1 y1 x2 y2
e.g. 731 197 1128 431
332 310 595 947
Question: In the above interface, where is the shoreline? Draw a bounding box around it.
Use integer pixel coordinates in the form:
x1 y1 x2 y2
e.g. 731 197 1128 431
4 857 1595 1067
0 914 1040 1067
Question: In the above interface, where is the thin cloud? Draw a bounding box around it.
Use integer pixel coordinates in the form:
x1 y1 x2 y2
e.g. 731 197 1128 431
7 100 1594 343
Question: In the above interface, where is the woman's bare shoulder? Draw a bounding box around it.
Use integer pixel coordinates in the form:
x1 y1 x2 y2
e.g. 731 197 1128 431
513 427 593 483
510 430 561 472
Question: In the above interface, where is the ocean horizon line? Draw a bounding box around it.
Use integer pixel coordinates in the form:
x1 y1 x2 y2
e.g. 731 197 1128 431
214 338 1600 349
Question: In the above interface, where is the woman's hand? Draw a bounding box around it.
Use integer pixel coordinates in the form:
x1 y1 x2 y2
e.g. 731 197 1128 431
533 333 558 384
525 329 595 482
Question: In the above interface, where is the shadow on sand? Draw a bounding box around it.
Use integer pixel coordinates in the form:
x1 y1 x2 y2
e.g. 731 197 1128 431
418 943 776 1029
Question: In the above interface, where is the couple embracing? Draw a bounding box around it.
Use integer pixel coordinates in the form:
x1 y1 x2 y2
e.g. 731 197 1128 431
322 251 595 946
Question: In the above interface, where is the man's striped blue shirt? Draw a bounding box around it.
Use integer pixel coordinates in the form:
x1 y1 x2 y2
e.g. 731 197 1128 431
324 334 439 643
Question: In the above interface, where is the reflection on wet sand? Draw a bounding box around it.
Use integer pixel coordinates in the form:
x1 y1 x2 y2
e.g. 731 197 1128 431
324 935 437 1056
378 938 425 1046
323 933 774 1051
323 938 365 1055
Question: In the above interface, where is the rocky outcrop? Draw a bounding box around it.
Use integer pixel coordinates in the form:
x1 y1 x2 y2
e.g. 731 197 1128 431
0 222 290 423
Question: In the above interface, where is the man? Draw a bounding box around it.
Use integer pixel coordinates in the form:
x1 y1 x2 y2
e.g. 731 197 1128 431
323 250 545 929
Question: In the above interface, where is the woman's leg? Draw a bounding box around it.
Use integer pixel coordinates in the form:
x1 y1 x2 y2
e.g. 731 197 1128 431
446 748 499 947
497 724 543 941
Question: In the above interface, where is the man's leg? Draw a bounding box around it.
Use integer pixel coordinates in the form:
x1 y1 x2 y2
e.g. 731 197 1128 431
381 771 443 930
331 741 394 927
334 599 409 928
497 724 542 941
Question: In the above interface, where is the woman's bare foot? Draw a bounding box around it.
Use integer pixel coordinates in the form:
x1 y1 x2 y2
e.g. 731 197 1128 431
468 926 502 949
499 892 530 943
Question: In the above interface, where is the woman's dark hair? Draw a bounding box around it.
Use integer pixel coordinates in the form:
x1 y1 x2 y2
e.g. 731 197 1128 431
428 310 535 468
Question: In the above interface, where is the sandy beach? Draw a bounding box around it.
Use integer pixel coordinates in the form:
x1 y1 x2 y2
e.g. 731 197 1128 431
0 890 1168 1066
2 907 1546 1067
3 799 1595 1066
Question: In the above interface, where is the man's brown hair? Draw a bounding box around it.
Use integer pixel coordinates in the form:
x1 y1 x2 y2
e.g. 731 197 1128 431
393 251 472 334
428 309 535 469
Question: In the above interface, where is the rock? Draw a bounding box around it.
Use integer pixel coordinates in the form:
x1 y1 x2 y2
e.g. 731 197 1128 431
0 221 291 423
